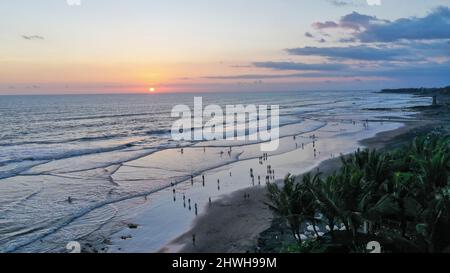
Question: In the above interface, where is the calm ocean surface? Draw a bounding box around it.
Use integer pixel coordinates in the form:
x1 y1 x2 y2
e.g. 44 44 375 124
0 91 430 252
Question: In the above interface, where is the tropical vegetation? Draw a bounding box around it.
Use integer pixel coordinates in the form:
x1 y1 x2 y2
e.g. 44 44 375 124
266 134 450 253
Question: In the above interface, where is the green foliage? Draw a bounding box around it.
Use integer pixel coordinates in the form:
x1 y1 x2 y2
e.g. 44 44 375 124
266 134 450 253
282 239 325 253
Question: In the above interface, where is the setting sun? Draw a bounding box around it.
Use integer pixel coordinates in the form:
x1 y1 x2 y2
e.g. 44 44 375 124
149 87 156 93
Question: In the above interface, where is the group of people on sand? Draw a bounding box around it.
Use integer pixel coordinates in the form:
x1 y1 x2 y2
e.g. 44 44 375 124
174 190 200 216
170 172 219 218
219 146 233 157
259 152 269 165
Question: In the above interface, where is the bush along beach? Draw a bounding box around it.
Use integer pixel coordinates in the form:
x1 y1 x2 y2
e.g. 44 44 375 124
266 133 450 253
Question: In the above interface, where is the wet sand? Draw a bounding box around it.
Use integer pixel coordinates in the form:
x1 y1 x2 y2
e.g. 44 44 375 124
166 118 437 253
165 157 343 253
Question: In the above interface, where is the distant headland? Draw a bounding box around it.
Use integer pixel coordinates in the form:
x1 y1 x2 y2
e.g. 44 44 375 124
381 86 450 95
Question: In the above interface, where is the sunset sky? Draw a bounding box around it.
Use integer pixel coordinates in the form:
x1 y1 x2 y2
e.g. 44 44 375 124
1 0 449 94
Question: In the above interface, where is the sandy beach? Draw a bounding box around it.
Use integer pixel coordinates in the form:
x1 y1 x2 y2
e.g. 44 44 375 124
164 157 343 253
160 113 445 253
84 112 425 253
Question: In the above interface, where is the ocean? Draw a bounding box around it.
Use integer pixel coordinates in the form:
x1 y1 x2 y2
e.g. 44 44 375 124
0 91 430 252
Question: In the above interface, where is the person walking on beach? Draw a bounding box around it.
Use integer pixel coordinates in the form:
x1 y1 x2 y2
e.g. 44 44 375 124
209 197 212 206
192 234 196 246
181 148 184 154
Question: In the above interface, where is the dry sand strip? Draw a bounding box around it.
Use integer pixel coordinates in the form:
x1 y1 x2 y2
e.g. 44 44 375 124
161 186 272 253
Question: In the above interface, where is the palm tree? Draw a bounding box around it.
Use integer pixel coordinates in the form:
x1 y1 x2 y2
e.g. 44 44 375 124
265 133 450 252
266 174 305 242
307 174 343 239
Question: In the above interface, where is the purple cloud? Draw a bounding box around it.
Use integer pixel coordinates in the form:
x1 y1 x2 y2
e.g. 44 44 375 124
253 61 348 71
286 45 411 61
313 11 382 31
313 21 339 29
312 6 450 42
357 6 450 42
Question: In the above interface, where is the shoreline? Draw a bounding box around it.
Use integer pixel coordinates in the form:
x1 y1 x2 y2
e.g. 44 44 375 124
93 119 404 253
81 93 450 254
164 115 441 253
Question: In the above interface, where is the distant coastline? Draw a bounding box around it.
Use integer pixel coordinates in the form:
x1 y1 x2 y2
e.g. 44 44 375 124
381 86 450 96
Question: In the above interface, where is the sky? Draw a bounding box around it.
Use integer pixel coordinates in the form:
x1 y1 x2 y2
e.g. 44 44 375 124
0 0 449 94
